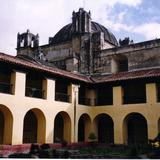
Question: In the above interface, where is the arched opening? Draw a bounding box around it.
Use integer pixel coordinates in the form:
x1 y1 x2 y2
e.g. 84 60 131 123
54 114 63 142
0 111 4 144
0 105 13 144
124 113 148 144
94 114 114 144
23 110 37 143
78 114 91 142
23 109 46 144
54 112 71 143
158 118 160 136
111 55 128 73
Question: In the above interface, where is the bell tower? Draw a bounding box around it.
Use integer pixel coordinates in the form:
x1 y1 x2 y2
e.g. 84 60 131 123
16 29 39 57
72 8 91 33
71 8 93 74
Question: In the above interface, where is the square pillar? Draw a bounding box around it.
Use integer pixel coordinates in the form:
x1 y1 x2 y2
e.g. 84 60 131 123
113 86 123 106
11 114 24 145
114 118 124 144
146 83 157 105
43 78 55 101
148 117 159 140
71 84 79 142
45 116 54 143
11 71 26 97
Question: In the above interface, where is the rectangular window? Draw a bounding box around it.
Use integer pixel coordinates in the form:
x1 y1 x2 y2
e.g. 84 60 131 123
96 85 113 106
25 72 44 99
156 83 160 102
122 82 146 104
0 66 12 95
78 85 91 106
55 80 70 103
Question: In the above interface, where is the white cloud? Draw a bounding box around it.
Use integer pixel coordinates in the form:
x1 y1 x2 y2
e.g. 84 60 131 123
0 0 146 55
87 0 142 7
118 11 127 22
133 22 160 40
118 0 142 7
106 20 160 41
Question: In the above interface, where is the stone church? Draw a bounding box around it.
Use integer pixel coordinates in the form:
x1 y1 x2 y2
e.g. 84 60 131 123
0 8 160 145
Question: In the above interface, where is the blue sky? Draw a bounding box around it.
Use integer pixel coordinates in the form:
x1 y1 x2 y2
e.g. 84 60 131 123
0 0 160 55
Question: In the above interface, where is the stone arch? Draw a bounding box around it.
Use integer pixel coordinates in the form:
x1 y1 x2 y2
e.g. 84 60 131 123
123 112 148 144
23 108 46 144
54 111 71 143
93 113 114 144
78 113 91 142
0 104 13 144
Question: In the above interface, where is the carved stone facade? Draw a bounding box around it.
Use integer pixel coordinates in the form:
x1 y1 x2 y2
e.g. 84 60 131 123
16 8 160 76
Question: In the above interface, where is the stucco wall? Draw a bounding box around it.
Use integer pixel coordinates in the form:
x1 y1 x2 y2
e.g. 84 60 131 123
95 39 160 73
0 71 160 145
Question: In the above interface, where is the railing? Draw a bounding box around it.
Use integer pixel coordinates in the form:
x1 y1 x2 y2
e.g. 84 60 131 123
123 96 146 104
157 94 160 102
55 92 70 103
95 97 113 106
25 87 45 99
0 82 12 94
79 97 91 106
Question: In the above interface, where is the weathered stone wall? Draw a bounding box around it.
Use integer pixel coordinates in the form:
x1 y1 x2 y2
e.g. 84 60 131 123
42 42 72 61
94 39 160 73
94 53 111 73
92 32 114 52
127 47 160 70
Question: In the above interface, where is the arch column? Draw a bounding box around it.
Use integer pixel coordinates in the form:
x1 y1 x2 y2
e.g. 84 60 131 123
92 118 98 139
45 115 54 143
148 117 159 140
12 113 23 144
114 118 124 144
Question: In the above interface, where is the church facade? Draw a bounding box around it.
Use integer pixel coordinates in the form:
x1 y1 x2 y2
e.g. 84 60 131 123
0 8 160 145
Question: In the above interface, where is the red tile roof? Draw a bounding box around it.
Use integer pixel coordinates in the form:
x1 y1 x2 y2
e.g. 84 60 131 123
93 68 160 83
0 52 92 83
1 52 160 84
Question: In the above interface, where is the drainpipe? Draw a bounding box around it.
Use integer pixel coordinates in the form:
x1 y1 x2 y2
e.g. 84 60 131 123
74 90 76 142
73 85 79 142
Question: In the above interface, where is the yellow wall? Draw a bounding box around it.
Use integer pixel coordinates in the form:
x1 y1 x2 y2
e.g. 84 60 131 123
0 71 160 145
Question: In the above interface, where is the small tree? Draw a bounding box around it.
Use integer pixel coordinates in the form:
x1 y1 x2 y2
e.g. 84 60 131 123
88 132 97 147
88 132 97 142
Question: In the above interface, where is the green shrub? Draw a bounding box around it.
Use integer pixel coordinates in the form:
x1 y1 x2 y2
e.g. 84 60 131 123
88 132 97 141
127 146 139 159
8 153 32 158
62 150 70 158
29 144 40 155
52 149 60 158
88 132 97 147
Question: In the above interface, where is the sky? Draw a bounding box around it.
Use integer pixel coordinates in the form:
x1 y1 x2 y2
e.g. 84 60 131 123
1 0 160 56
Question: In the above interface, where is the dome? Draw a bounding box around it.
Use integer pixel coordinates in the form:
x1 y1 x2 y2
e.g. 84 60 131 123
49 21 118 46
